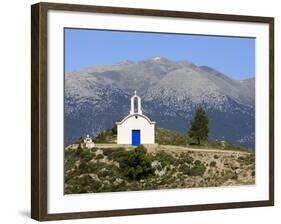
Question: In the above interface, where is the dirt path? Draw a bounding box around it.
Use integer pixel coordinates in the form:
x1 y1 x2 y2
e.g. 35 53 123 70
159 144 251 155
94 143 251 155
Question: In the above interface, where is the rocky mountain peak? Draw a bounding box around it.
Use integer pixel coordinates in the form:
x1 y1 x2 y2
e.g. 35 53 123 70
65 56 255 149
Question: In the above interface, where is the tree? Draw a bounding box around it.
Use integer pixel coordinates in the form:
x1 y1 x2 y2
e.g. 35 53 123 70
111 124 117 135
188 106 209 145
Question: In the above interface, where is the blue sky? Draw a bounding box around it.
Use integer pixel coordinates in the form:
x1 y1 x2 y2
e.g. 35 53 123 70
65 28 255 80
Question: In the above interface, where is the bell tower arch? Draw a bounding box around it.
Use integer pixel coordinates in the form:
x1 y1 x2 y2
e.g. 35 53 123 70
130 90 142 115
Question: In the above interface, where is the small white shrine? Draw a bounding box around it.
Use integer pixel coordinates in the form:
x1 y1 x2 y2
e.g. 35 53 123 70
83 134 95 148
116 91 156 146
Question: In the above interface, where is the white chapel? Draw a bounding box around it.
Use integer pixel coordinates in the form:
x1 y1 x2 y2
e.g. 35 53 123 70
116 91 156 146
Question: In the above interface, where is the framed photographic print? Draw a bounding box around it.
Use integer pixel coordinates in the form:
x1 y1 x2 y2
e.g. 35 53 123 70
31 2 274 221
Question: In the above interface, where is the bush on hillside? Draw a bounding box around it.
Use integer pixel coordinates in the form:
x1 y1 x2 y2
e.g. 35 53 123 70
96 154 104 160
210 161 217 167
119 145 154 180
153 150 175 167
182 160 206 176
102 147 125 161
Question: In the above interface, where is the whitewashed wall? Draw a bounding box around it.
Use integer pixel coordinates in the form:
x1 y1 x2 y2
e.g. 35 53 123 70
117 115 155 144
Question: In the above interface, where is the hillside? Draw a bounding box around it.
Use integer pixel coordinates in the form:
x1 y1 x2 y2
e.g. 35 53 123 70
65 56 255 148
65 128 254 194
64 144 255 194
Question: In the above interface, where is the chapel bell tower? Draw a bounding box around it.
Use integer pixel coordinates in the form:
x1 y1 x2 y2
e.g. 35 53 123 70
130 90 143 115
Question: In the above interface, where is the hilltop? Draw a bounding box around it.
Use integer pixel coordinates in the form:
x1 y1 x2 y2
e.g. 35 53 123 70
92 127 251 152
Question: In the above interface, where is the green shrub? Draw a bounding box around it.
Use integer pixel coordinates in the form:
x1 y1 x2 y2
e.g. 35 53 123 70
135 144 147 152
180 160 206 176
188 160 206 176
119 145 153 180
102 148 115 157
184 154 194 164
153 150 175 167
237 154 255 165
80 150 93 162
210 161 216 167
90 147 99 153
178 152 194 165
180 164 191 175
78 162 88 172
96 154 104 160
194 160 201 166
74 175 102 193
220 170 238 181
76 146 83 156
237 156 245 161
86 162 109 173
103 147 126 161
97 169 109 178
111 125 117 135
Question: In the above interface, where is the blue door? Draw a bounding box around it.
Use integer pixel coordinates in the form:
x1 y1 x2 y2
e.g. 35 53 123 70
132 130 141 146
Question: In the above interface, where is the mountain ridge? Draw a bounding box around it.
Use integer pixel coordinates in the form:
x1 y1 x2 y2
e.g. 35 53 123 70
65 57 255 149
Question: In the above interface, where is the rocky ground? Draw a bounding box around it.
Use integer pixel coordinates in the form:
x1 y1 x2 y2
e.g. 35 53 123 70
64 144 255 194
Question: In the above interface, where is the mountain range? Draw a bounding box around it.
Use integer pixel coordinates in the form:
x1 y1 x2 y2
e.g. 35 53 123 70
65 56 255 149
